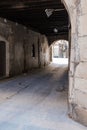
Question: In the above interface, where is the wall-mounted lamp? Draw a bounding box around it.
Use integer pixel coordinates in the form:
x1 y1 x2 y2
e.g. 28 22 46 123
45 8 65 17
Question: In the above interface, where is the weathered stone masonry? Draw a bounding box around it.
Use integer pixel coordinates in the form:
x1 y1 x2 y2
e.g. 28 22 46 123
0 18 50 77
0 0 87 127
62 0 87 126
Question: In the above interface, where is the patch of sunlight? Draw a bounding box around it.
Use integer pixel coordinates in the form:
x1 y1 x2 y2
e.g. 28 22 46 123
52 58 68 65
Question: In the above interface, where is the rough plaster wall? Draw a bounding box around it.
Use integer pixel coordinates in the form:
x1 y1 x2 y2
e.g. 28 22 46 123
62 0 87 126
24 30 39 70
43 36 50 66
39 35 50 67
0 18 50 76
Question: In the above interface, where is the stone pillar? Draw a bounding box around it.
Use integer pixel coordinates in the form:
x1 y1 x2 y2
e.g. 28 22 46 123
62 0 87 126
73 0 87 126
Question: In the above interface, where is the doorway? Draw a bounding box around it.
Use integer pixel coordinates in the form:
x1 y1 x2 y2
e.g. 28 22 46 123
0 41 6 77
51 40 69 65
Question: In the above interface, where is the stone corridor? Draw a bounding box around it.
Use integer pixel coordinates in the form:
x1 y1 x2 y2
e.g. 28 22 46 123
0 62 86 130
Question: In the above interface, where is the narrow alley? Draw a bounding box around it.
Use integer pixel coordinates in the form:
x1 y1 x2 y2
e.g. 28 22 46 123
0 62 86 130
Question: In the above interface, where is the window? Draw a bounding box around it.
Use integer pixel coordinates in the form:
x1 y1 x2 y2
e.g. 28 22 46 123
31 44 35 57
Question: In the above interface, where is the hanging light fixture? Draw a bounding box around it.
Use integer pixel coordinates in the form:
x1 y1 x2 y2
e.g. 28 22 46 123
45 8 65 17
53 28 58 33
45 9 54 17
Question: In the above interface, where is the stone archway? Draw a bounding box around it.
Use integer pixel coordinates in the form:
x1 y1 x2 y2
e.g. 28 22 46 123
62 0 87 126
50 39 69 62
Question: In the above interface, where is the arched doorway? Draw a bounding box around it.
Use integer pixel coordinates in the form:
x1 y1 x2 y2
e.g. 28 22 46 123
51 40 69 64
0 41 6 77
0 36 9 78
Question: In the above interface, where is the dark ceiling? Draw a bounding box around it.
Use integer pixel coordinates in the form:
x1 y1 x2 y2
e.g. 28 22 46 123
0 0 69 36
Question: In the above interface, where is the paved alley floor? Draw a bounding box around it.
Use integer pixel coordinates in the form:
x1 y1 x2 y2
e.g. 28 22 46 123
0 61 86 130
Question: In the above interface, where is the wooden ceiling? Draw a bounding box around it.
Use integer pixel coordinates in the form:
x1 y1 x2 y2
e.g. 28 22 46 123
0 0 69 36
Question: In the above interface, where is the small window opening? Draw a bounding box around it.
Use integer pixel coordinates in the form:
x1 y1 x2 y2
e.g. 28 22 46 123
31 44 35 57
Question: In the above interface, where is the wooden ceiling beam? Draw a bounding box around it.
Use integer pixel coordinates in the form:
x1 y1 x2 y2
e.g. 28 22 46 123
0 0 61 5
0 0 68 36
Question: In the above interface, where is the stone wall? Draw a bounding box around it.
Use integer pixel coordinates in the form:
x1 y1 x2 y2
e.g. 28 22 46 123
0 0 87 126
62 0 87 126
0 18 50 77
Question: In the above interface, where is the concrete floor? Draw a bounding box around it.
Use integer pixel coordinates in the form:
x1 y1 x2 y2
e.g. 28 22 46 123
0 61 86 130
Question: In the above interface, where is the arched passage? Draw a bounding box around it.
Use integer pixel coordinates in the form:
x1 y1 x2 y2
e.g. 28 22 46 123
49 39 69 92
48 0 87 126
50 40 69 63
62 0 87 126
0 0 86 128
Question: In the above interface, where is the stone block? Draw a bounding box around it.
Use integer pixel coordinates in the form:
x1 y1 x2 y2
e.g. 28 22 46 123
71 33 76 49
71 9 77 34
75 62 87 79
75 77 87 92
74 106 87 126
80 0 87 15
69 77 74 99
75 89 87 108
69 62 74 76
78 14 87 36
78 36 87 61
70 48 75 62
